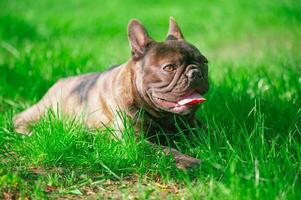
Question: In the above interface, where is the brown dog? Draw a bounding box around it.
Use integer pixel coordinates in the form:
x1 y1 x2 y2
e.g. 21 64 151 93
13 17 209 169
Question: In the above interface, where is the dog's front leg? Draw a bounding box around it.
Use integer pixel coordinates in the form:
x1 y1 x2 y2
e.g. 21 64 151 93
133 113 201 170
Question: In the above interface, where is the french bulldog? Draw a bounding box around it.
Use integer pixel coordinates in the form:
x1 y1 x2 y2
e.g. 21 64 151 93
13 17 209 169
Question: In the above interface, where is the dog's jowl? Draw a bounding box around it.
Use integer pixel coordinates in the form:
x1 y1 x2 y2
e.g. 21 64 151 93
13 17 209 169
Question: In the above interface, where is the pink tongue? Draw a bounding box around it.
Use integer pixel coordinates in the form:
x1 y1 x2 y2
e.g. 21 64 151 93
177 93 206 106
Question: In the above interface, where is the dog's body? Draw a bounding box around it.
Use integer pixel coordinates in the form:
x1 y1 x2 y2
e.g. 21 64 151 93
13 17 209 169
14 62 137 135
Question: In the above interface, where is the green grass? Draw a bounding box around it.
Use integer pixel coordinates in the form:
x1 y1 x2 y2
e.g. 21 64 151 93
0 0 300 199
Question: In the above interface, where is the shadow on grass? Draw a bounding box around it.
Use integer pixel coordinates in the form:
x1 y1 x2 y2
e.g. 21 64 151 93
0 15 40 42
0 46 93 103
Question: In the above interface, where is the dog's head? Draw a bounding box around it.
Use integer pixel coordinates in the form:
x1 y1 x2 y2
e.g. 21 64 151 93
128 17 209 115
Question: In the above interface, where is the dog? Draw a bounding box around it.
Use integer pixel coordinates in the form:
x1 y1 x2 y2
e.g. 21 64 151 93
13 17 209 169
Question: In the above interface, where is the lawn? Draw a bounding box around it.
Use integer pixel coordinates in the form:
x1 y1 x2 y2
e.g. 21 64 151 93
0 0 300 199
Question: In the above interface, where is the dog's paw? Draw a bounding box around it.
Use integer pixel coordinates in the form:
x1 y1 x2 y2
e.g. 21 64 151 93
174 154 201 170
13 115 31 135
14 126 32 136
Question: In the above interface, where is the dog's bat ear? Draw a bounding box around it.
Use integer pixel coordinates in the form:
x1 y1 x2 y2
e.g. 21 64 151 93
128 19 152 60
166 17 184 40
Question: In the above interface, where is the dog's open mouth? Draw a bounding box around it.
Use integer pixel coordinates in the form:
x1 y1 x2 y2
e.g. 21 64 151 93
152 92 206 109
177 92 206 105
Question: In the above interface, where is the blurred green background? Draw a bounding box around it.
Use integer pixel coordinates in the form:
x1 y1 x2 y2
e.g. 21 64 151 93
0 0 300 199
1 0 300 100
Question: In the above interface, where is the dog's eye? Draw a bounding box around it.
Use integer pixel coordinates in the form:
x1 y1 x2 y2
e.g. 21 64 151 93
163 64 176 72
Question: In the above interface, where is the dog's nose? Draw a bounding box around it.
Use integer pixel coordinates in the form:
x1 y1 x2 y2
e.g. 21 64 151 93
186 68 202 79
